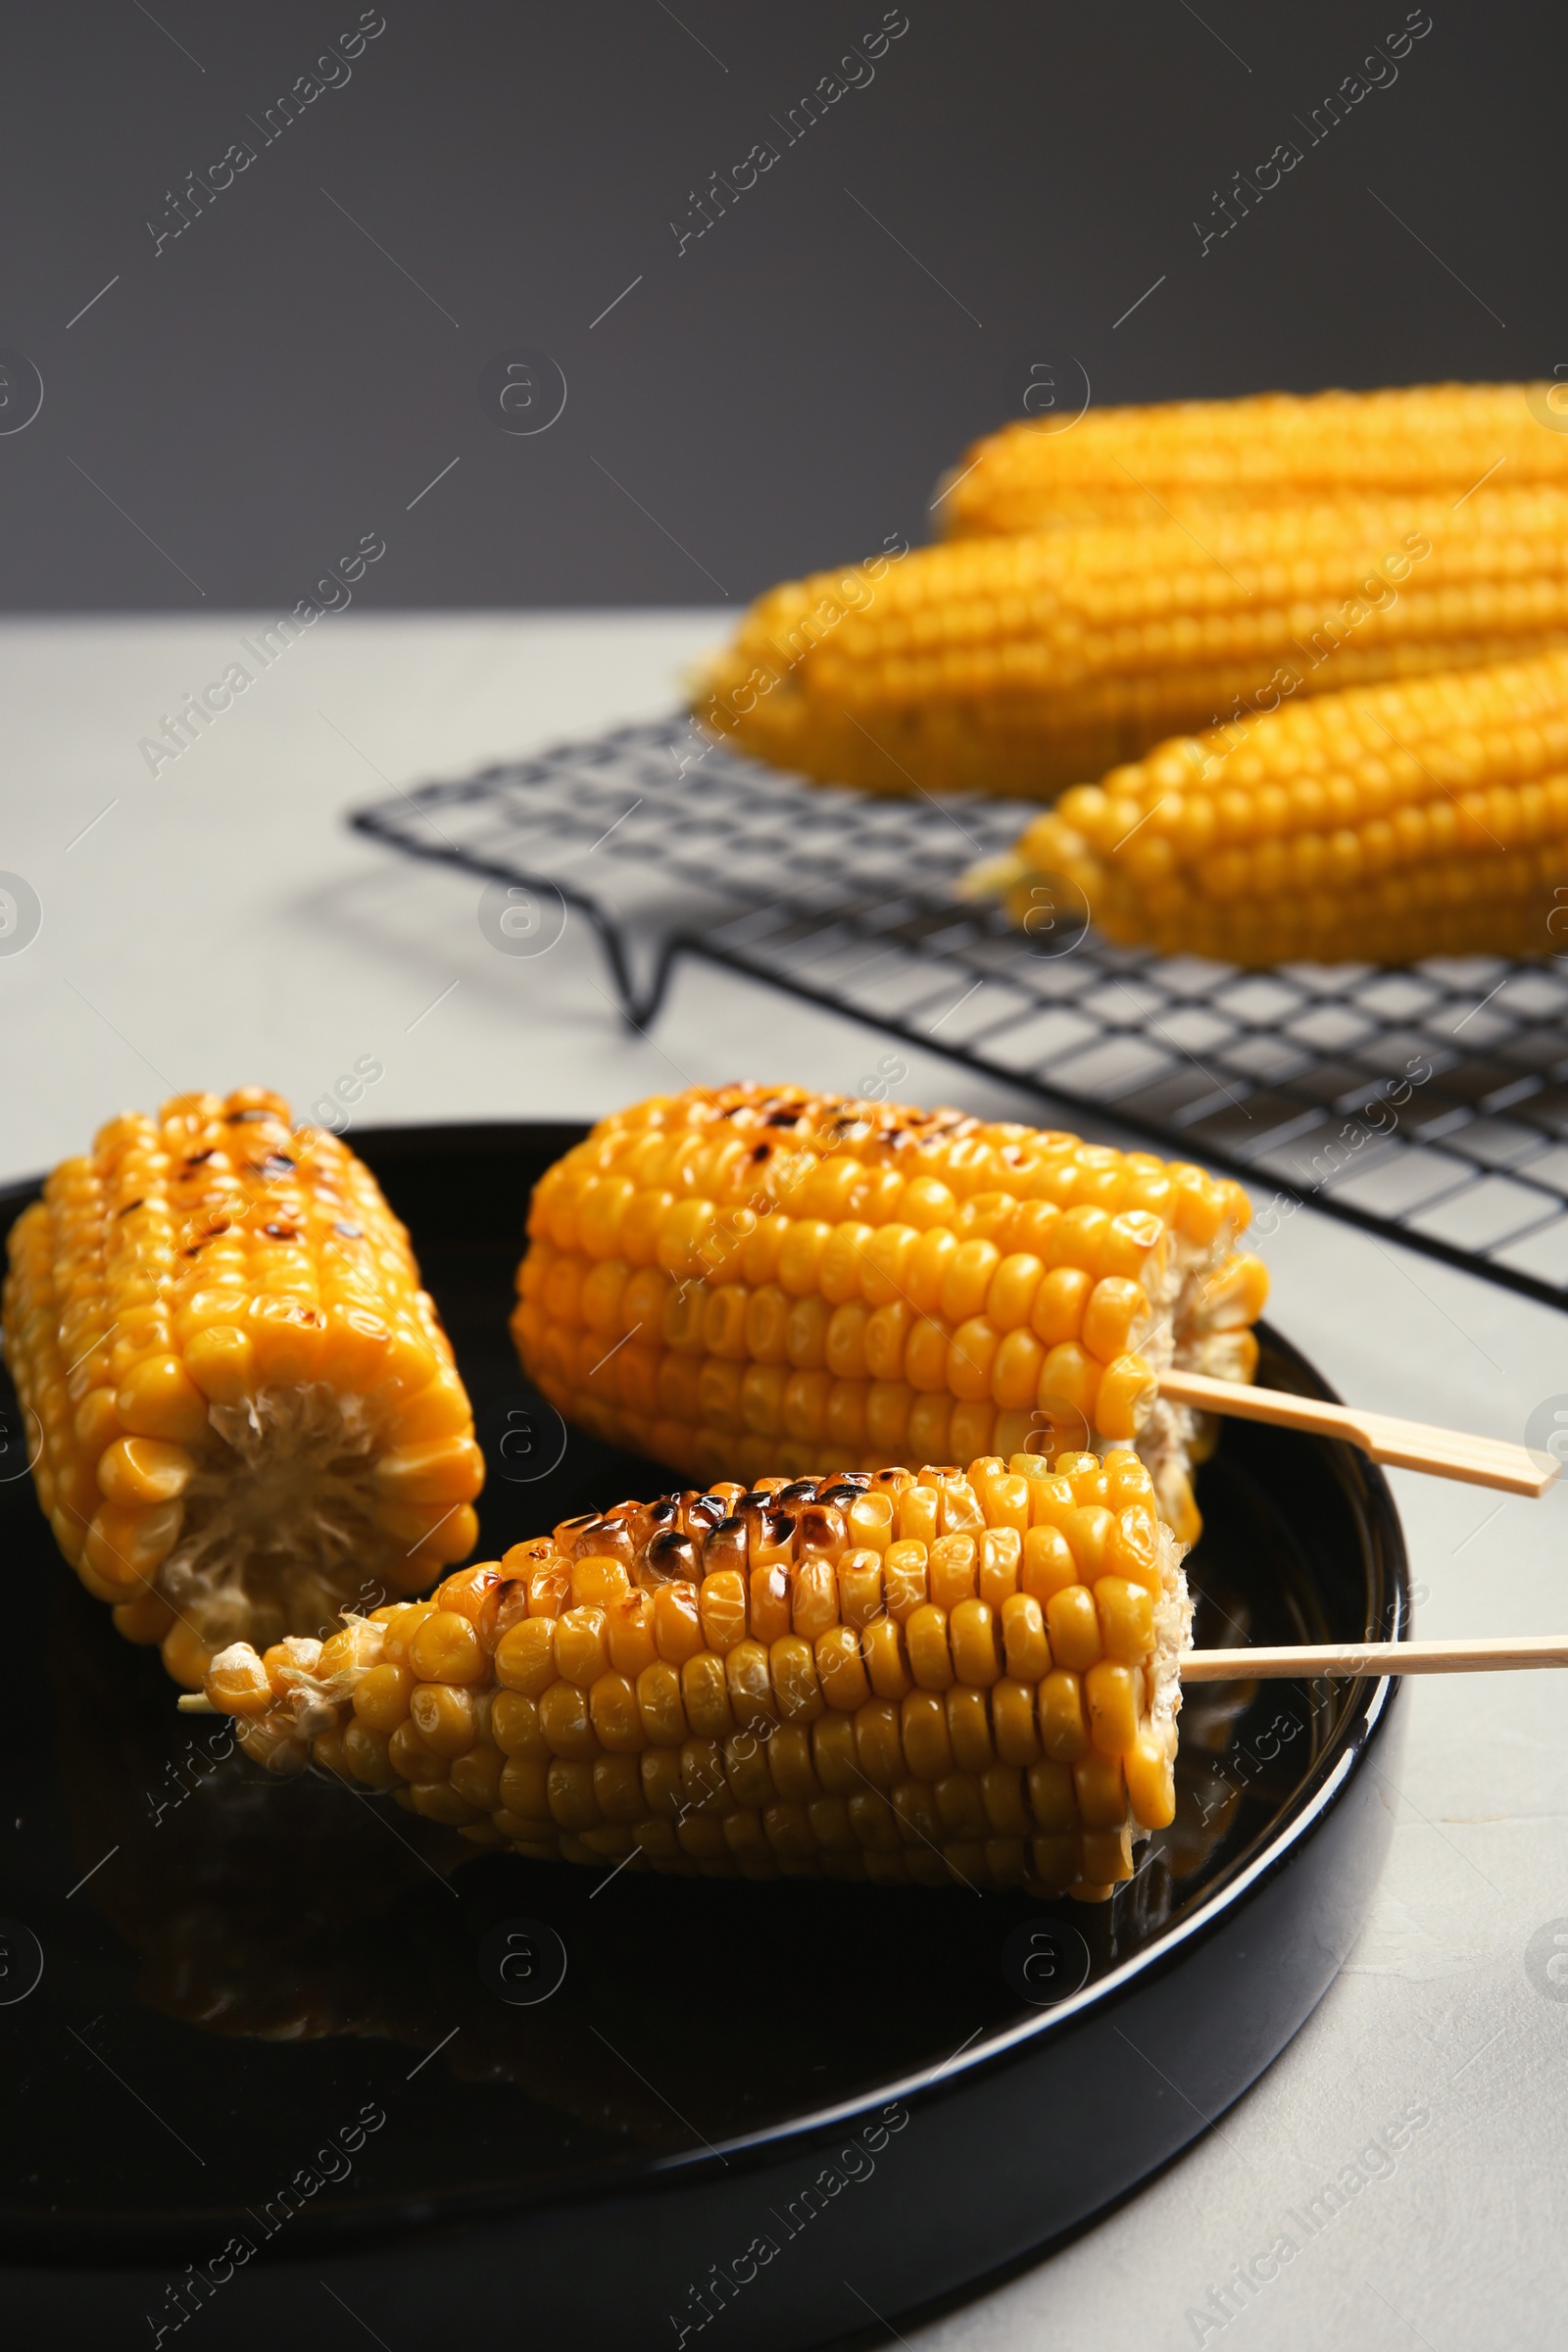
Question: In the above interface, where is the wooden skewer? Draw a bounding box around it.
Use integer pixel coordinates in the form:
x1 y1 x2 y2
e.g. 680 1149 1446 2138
1183 1634 1568 1680
1158 1367 1556 1498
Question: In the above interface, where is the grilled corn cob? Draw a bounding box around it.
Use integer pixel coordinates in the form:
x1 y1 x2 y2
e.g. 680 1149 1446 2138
2 1088 483 1687
985 650 1568 966
695 489 1568 799
938 382 1568 539
511 1084 1265 1543
196 1451 1192 1899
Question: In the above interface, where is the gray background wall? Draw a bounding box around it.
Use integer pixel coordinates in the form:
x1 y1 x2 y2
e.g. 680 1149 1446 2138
1 1 1556 611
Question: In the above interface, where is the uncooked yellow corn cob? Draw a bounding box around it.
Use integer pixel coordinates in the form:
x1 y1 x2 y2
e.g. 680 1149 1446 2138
938 382 1568 539
511 1085 1266 1544
196 1451 1193 1899
2 1088 483 1687
694 489 1568 799
986 650 1568 967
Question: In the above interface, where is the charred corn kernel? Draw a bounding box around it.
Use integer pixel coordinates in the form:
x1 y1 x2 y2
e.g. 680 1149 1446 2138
205 1453 1192 1893
941 383 1568 538
999 650 1568 964
516 1086 1263 1541
2 1087 483 1684
696 487 1568 800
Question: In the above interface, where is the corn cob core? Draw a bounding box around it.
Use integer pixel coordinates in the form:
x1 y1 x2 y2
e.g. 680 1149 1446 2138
1 1089 483 1688
940 383 1568 539
693 490 1568 799
199 1451 1193 1900
996 651 1568 966
511 1084 1265 1544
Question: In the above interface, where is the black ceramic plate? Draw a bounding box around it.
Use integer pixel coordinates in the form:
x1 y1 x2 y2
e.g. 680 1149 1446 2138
0 1123 1406 2351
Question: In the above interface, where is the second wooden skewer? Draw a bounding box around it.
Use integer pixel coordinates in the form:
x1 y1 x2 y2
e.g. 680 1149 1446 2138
1157 1367 1556 1498
1183 1634 1568 1680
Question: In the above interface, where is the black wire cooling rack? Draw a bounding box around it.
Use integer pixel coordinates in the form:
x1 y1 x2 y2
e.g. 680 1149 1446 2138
349 715 1568 1312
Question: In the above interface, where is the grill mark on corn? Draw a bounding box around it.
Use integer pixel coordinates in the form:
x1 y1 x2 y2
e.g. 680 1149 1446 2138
1 1086 485 1691
201 1452 1194 1898
509 1081 1267 1541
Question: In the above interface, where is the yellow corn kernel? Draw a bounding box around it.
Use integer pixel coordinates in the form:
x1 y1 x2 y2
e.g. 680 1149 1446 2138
1057 1507 1112 1585
815 1623 869 1711
494 1617 557 1697
410 1610 486 1688
949 1597 1001 1686
96 1435 195 1507
1096 1576 1154 1663
862 1617 912 1701
901 1690 954 1781
1074 1750 1127 1830
115 1353 210 1446
1039 1668 1089 1762
1085 1660 1141 1756
410 1681 477 1757
1095 1353 1158 1442
539 1681 597 1759
1001 1592 1051 1682
1045 1585 1102 1673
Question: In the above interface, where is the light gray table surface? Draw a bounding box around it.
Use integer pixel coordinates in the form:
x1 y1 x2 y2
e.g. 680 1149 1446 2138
5 614 1566 2350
